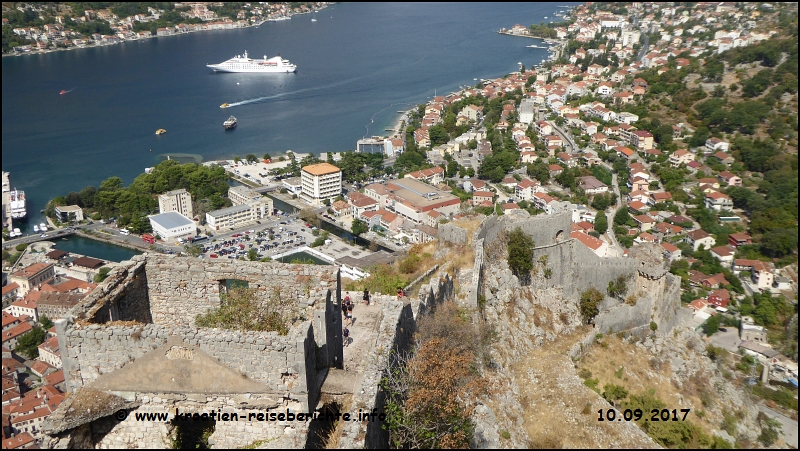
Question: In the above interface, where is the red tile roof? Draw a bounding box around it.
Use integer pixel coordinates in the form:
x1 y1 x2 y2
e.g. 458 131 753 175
571 231 604 251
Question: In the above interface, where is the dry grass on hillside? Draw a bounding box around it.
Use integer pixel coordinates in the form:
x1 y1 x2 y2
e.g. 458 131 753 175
505 329 658 449
576 334 719 439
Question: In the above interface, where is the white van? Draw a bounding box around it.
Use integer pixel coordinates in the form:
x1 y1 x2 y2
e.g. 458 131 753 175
119 228 130 236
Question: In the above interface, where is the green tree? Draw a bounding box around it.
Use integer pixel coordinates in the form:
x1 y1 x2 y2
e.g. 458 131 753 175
614 208 632 226
602 384 629 407
245 154 258 163
351 218 368 236
263 153 271 160
39 316 54 330
183 244 202 258
15 326 46 359
247 248 259 261
704 315 721 336
595 211 608 234
507 227 535 283
580 288 603 324
93 267 112 283
607 274 629 299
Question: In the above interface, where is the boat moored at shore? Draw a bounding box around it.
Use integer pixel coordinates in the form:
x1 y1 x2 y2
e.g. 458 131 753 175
10 189 26 219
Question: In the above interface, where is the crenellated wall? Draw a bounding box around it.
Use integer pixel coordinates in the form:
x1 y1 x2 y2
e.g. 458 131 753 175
476 213 685 335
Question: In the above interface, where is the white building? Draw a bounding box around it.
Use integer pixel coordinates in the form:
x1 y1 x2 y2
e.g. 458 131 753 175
37 336 62 368
53 205 84 223
357 137 392 155
228 185 272 213
157 188 193 218
148 211 196 242
205 200 270 231
282 177 302 195
518 99 536 124
300 163 342 206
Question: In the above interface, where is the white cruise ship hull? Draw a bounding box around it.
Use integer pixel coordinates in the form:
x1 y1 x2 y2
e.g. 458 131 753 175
207 65 296 73
207 51 296 73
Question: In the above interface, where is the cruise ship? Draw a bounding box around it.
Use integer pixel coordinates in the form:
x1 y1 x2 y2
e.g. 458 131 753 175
206 51 297 73
10 189 26 219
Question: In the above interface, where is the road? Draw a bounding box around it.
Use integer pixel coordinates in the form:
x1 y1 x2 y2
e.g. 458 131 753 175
604 173 623 252
548 119 577 153
758 404 798 449
636 32 650 63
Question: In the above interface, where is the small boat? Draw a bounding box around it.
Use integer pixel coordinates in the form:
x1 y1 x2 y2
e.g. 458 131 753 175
33 225 40 233
60 89 67 95
40 223 47 231
156 129 167 135
220 103 230 108
224 115 237 130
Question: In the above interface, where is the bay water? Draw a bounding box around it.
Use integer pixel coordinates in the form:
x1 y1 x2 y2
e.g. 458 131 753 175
2 2 574 231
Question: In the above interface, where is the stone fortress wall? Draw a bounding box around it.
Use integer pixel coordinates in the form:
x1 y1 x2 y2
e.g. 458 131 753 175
473 212 688 335
48 253 345 448
44 211 690 449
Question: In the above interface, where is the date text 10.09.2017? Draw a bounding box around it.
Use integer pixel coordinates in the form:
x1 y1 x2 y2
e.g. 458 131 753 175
597 408 691 422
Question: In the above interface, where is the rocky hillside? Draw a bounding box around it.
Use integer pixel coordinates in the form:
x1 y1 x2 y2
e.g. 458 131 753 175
470 237 766 448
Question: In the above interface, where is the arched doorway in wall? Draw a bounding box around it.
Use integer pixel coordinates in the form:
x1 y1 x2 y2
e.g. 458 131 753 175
555 229 565 242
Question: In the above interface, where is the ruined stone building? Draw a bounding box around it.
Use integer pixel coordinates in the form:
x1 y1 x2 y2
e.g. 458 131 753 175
43 254 345 448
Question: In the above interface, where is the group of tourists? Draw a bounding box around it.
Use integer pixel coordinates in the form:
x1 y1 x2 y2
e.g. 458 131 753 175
342 289 371 347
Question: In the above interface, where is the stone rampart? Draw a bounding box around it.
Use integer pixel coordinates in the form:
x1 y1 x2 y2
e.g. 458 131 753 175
438 223 468 245
477 214 682 336
59 321 318 408
143 254 340 328
462 238 485 309
47 253 346 448
70 255 152 324
416 273 455 315
338 299 414 449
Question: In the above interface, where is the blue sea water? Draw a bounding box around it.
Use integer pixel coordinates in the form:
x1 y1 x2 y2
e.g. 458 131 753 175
2 3 575 230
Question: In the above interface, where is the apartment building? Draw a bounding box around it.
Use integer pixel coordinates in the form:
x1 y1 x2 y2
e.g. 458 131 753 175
158 188 194 218
300 163 342 206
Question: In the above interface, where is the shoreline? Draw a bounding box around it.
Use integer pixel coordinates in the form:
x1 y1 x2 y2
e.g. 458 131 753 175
2 7 330 59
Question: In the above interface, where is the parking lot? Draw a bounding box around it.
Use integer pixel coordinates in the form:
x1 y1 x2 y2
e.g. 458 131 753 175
198 214 314 260
195 212 376 262
224 159 292 186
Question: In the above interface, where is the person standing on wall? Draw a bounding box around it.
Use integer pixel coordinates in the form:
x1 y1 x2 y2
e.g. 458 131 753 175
363 288 370 306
